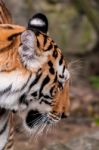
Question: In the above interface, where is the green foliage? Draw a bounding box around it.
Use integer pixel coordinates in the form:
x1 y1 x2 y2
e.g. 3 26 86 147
89 76 99 89
95 117 99 126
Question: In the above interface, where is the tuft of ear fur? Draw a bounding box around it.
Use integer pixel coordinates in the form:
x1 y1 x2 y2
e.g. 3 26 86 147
21 30 35 49
19 30 36 67
28 13 48 34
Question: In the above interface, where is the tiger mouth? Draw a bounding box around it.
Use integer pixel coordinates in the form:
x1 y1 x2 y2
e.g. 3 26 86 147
25 110 61 129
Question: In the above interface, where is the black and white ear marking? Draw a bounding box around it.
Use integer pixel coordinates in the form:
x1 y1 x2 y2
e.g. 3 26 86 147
28 13 48 34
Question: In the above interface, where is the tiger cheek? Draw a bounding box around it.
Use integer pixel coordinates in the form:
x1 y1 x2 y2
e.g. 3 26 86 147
52 81 70 117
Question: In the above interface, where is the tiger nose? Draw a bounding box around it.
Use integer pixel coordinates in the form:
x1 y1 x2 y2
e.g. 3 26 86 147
61 112 69 119
51 111 69 119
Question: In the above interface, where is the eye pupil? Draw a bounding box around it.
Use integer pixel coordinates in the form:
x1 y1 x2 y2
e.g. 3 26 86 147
12 36 16 40
8 35 16 41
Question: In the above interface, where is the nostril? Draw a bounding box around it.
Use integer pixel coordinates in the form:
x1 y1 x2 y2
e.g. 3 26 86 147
26 110 42 128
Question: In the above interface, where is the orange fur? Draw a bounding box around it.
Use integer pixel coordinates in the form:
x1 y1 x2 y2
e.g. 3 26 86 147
52 81 70 116
0 25 31 76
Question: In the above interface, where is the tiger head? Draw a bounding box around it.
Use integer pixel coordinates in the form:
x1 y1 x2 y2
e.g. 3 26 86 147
18 13 70 133
0 12 70 133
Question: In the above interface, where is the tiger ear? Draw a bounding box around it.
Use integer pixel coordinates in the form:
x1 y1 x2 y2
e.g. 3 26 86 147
21 30 35 48
19 30 36 66
28 13 48 34
0 0 12 24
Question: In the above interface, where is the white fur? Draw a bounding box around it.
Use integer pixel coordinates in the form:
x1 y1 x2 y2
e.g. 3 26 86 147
0 71 29 91
0 70 32 110
30 19 45 26
0 113 9 150
19 45 48 71
64 69 70 80
21 30 35 47
0 112 8 131
0 126 9 150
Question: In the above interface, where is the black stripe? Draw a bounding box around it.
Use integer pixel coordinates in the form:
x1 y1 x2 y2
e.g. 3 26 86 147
48 61 55 74
39 75 50 98
49 68 55 75
59 55 63 65
59 74 64 79
29 72 42 90
0 108 6 116
53 49 58 59
31 91 37 97
0 85 12 96
43 95 52 99
54 73 57 83
20 73 32 91
0 120 8 135
44 35 47 46
45 43 53 51
63 65 65 74
40 99 51 105
37 39 40 48
19 94 28 106
48 61 53 67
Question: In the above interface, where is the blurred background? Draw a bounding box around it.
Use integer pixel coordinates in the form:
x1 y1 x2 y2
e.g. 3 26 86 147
5 0 99 149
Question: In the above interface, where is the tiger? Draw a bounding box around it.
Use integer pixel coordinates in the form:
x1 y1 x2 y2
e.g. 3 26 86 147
0 0 70 149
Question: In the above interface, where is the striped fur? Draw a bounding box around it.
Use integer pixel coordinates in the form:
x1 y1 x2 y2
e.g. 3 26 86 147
0 0 70 149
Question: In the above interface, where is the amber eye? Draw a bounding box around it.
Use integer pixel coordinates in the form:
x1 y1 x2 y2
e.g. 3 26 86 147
8 35 16 41
8 32 21 41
